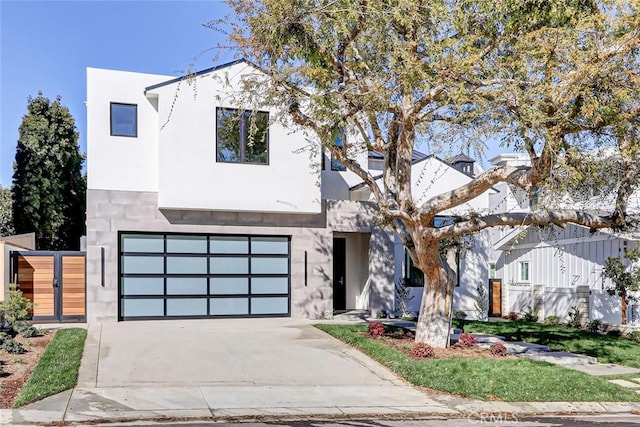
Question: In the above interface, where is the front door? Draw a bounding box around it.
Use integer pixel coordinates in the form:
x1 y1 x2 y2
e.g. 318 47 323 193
333 237 346 311
488 278 502 317
12 251 86 322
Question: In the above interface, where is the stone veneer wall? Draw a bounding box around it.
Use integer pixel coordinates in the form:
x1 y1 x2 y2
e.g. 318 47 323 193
86 190 395 322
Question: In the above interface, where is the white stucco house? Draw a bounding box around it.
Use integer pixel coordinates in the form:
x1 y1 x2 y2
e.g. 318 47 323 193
488 154 640 326
84 59 491 322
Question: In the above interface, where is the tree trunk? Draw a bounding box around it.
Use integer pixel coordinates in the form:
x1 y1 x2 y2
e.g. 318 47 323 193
414 244 456 348
621 289 627 325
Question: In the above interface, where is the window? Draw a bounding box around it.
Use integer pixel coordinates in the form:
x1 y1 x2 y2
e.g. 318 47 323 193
110 103 137 137
519 261 530 282
489 263 496 279
216 108 269 164
403 251 424 287
330 131 346 171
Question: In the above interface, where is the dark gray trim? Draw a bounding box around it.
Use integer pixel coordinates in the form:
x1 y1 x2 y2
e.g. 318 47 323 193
110 102 138 138
144 59 248 92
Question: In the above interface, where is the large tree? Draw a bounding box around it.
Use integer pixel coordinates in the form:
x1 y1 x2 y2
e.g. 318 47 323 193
0 186 14 237
12 93 85 250
219 0 640 347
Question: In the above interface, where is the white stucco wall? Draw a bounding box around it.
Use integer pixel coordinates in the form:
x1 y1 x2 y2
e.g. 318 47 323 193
87 67 170 192
149 62 322 214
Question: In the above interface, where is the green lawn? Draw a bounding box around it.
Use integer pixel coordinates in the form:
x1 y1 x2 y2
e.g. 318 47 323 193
314 323 640 402
13 328 87 408
463 320 640 369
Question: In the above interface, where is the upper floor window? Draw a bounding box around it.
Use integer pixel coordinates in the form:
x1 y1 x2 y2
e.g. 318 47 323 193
110 103 137 137
216 108 269 165
330 131 346 171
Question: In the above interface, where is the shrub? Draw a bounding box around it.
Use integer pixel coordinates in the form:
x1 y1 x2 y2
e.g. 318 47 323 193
586 319 602 333
522 306 538 322
544 315 560 325
0 284 34 327
13 322 43 338
411 343 435 359
505 311 519 321
606 329 622 337
458 332 478 347
452 310 467 319
0 335 26 354
366 322 386 338
489 342 508 357
567 306 582 328
627 331 640 343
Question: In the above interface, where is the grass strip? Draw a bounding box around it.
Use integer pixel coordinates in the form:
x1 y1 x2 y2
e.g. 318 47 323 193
13 328 87 408
463 320 640 369
314 323 640 402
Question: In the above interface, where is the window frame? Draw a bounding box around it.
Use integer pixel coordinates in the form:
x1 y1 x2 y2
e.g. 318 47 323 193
330 131 347 171
519 261 530 283
110 102 138 138
216 107 270 165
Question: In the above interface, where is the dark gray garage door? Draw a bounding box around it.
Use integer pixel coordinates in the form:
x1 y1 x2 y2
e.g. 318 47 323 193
119 233 290 320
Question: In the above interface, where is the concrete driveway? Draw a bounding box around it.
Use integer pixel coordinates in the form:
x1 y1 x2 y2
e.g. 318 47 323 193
61 318 457 422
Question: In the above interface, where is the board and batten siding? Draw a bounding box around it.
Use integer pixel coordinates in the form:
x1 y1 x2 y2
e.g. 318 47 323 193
499 224 631 290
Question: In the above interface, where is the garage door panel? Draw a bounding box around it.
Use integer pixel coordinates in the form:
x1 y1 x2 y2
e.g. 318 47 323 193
122 256 164 274
120 233 290 320
167 298 207 316
210 298 249 315
210 277 249 294
166 278 207 295
252 297 289 315
166 257 207 274
210 257 248 274
122 277 164 295
122 299 164 317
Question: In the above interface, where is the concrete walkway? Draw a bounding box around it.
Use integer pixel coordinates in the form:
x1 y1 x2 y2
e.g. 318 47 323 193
2 319 640 425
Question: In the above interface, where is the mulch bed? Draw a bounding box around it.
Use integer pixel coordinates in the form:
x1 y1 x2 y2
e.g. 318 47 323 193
0 333 53 408
367 328 515 360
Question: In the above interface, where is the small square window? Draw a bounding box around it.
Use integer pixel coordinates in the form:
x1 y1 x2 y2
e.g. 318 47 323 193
331 131 346 171
519 261 530 282
216 108 269 164
110 103 137 137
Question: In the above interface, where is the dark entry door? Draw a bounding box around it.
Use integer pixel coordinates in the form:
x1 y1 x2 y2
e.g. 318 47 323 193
333 238 347 311
488 278 502 317
12 251 86 322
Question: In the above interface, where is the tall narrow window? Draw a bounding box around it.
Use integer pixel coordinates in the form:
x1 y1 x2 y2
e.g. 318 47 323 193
216 108 269 164
519 261 530 282
489 263 496 279
110 103 137 137
330 131 346 171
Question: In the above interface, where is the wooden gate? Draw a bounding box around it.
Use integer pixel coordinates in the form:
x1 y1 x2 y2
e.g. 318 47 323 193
11 251 85 322
488 278 502 317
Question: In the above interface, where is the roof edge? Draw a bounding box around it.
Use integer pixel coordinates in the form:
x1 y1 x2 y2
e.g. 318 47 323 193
144 58 249 93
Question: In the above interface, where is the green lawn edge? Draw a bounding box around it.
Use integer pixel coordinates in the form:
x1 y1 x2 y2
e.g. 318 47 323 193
463 320 640 369
314 323 640 402
13 328 87 408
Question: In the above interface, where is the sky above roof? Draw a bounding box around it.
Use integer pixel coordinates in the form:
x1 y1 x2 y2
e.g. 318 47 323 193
0 0 511 188
0 0 231 187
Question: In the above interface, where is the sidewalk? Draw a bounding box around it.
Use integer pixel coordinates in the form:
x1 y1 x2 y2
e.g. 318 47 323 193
2 319 640 425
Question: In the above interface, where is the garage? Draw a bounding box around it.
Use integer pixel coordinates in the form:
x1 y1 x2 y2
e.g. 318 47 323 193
119 233 290 320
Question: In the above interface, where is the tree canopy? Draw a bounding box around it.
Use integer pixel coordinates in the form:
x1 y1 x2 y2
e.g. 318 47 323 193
217 0 640 346
12 93 86 250
0 186 14 237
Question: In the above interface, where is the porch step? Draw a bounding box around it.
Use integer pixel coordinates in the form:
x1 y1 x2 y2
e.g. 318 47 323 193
472 333 505 344
332 310 370 321
523 351 597 366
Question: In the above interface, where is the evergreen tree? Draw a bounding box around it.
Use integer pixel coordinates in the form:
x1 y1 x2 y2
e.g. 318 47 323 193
0 186 14 237
12 92 85 250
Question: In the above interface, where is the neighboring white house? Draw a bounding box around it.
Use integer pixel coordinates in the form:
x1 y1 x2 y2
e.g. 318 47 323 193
84 60 491 322
488 154 640 326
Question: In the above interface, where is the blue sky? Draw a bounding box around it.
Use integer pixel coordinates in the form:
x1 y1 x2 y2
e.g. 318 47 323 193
1 0 510 188
1 0 231 187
